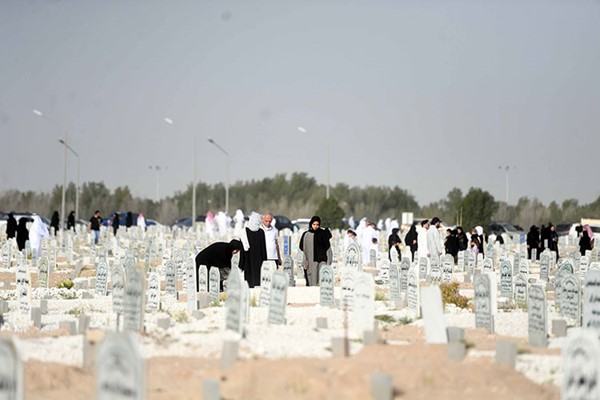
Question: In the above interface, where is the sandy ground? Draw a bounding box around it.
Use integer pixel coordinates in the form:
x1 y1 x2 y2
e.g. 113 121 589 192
19 324 560 400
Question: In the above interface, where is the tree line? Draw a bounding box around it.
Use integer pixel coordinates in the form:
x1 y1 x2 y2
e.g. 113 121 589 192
1 172 599 229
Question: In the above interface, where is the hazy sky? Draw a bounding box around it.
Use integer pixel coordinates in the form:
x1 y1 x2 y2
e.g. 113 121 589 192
1 0 599 207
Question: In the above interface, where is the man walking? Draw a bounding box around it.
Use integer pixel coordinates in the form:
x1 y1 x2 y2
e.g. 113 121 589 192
261 212 282 266
89 210 102 245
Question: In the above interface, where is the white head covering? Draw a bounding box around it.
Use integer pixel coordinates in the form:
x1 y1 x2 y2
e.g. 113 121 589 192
246 211 261 232
30 215 50 256
475 226 483 236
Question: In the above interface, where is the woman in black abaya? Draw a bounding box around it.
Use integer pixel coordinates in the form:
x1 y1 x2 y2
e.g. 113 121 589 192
240 212 267 288
195 239 243 291
299 215 332 286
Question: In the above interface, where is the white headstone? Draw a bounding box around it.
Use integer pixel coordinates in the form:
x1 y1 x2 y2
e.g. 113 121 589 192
421 285 447 343
388 261 400 301
559 274 581 325
146 272 161 311
474 272 494 333
225 266 243 334
527 284 548 347
197 265 208 293
0 336 23 400
282 255 295 287
123 266 145 332
583 270 600 336
345 242 362 272
319 264 335 307
500 259 513 298
186 257 198 311
96 260 108 296
441 254 453 283
514 273 528 307
259 261 275 308
96 333 146 400
16 263 31 315
352 272 374 334
406 268 420 317
112 262 126 315
562 331 600 400
268 272 288 325
208 267 220 305
341 269 355 311
165 260 177 296
37 256 49 289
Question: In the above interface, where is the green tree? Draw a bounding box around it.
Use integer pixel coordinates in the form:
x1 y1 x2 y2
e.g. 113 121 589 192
315 197 345 229
460 188 498 230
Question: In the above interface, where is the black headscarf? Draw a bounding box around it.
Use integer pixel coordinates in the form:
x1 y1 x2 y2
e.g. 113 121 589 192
300 215 332 262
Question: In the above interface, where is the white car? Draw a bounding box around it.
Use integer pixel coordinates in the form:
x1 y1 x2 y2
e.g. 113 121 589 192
292 218 311 232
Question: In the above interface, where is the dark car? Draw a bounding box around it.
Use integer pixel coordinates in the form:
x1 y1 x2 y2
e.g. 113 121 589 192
487 222 524 242
273 215 296 231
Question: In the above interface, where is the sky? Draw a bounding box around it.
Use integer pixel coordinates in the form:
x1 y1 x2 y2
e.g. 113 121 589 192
1 0 599 207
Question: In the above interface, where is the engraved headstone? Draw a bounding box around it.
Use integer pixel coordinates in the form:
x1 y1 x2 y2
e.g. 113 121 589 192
582 270 600 336
268 271 288 325
16 262 31 315
146 272 160 311
559 274 581 325
474 273 494 333
500 259 513 298
197 265 208 293
96 260 108 296
352 272 374 334
225 267 243 334
208 267 220 305
442 254 453 283
111 262 126 315
282 255 295 287
259 261 275 307
528 284 548 347
429 255 441 282
164 260 177 296
0 336 23 400
187 257 198 311
580 256 589 280
123 266 145 332
388 261 400 301
377 258 390 282
457 251 465 272
345 242 361 272
418 257 428 279
562 332 600 400
539 252 550 282
37 256 49 289
514 273 528 307
96 333 146 400
400 256 410 293
319 264 334 307
518 260 529 277
406 268 420 316
341 269 355 311
482 257 493 274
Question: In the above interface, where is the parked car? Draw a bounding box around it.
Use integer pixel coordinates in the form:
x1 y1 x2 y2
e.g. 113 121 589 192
0 212 50 231
293 218 311 232
273 215 296 232
487 222 524 242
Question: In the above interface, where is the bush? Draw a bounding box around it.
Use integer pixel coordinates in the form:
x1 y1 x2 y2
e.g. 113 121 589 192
56 279 74 290
439 282 469 309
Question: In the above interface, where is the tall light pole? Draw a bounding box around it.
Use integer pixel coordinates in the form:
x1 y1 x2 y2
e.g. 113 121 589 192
164 117 196 226
298 126 330 199
58 139 80 222
148 165 167 202
498 165 516 204
207 138 229 214
33 109 67 228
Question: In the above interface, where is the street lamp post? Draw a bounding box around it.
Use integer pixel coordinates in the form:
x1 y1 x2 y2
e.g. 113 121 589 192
148 165 166 202
164 118 196 226
498 165 516 204
207 138 229 214
58 139 80 222
33 109 68 229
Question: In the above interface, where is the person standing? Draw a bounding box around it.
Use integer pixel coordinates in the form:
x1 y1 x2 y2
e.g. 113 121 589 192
89 210 102 245
427 217 443 259
548 223 559 258
112 212 120 236
67 211 76 231
444 229 459 263
299 215 332 286
30 215 49 257
261 212 282 267
126 211 133 229
16 217 28 251
137 213 146 231
417 220 430 260
240 211 267 288
6 212 17 239
405 222 418 262
50 211 59 235
456 226 468 252
579 229 593 256
526 225 540 260
387 228 402 261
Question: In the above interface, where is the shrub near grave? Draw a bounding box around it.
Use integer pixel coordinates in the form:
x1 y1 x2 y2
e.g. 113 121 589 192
439 282 470 309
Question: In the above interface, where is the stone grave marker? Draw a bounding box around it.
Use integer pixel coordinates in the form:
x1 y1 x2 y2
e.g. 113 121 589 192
562 331 600 399
457 251 465 272
0 335 23 400
268 271 288 325
146 272 160 311
352 272 374 334
225 266 243 334
406 267 420 317
165 260 177 296
418 257 428 280
539 252 550 282
390 246 400 263
96 332 146 400
377 258 390 282
559 274 581 325
466 250 475 274
580 256 589 280
528 284 548 347
441 254 453 283
241 280 250 326
197 265 208 293
208 267 220 305
282 235 291 256
388 261 400 301
369 249 376 268
583 270 600 336
514 273 528 308
429 255 441 282
482 257 493 274
345 242 362 272
282 255 295 287
16 262 31 315
319 264 334 307
96 260 108 296
421 285 447 343
37 256 49 289
474 272 495 333
590 262 600 273
341 269 355 311
231 251 240 270
111 262 126 316
513 251 521 275
500 259 513 298
181 256 194 292
1 242 10 267
400 256 410 293
558 257 575 274
186 257 198 311
518 260 529 277
486 243 496 263
259 261 275 307
531 248 537 262
592 247 599 263
123 266 145 332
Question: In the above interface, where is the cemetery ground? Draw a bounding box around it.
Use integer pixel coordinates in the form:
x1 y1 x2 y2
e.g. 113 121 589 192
1 269 561 399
